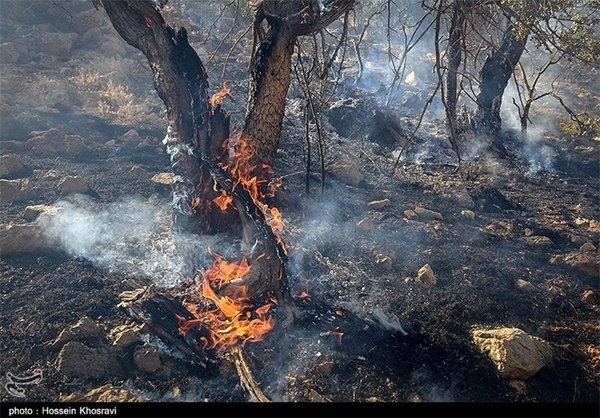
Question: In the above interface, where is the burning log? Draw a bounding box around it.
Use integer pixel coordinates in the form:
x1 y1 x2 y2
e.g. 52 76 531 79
118 287 217 369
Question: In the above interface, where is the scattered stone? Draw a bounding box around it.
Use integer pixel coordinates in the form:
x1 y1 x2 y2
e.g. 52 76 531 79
57 176 89 196
327 158 364 187
0 178 32 203
133 344 161 374
50 317 102 351
105 139 117 147
569 234 588 246
404 209 418 219
307 388 330 402
471 328 553 380
375 254 393 271
356 217 374 231
0 223 53 255
130 166 148 176
525 236 553 248
580 242 597 252
516 279 536 292
121 129 141 143
582 289 598 306
574 203 595 218
368 199 391 209
171 387 181 398
23 205 58 222
448 189 474 209
60 384 142 402
56 341 123 379
524 228 534 237
314 361 335 376
589 220 600 234
414 206 443 221
416 263 437 286
109 324 144 348
506 379 527 394
151 172 174 186
483 220 513 239
0 155 24 178
461 210 475 220
27 128 87 156
552 248 599 277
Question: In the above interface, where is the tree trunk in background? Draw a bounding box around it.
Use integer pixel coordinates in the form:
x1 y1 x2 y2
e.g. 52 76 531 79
100 0 229 234
446 1 465 123
475 23 527 147
242 0 356 173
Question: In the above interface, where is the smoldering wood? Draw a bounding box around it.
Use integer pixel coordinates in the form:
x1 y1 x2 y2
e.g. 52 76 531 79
474 23 527 147
118 286 218 368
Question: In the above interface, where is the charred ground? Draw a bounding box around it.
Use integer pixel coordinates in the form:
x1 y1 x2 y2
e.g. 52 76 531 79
1 0 599 407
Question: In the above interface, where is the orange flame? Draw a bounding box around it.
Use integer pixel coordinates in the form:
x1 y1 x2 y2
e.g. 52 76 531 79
180 251 274 351
212 189 233 212
221 133 286 249
209 82 232 108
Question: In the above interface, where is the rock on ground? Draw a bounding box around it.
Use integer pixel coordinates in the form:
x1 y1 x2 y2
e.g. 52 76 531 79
56 341 123 380
50 316 102 351
0 155 25 178
472 328 553 380
60 384 142 402
0 178 32 203
0 223 53 255
327 158 364 187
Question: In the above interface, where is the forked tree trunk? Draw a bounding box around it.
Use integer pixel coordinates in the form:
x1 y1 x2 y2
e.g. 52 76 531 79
475 23 528 147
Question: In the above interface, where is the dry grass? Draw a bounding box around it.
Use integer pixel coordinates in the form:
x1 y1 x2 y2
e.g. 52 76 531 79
70 69 157 126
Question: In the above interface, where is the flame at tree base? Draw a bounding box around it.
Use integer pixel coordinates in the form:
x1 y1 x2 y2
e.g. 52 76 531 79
179 251 275 352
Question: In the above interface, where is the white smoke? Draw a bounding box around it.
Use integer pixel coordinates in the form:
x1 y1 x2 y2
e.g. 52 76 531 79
38 194 227 287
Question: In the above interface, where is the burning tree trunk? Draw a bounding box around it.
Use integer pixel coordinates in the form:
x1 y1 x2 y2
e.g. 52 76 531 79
100 0 231 234
474 23 528 147
243 0 356 172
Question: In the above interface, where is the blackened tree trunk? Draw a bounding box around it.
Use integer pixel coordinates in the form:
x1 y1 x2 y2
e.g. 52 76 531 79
100 0 229 234
446 0 465 122
475 23 528 146
242 0 356 172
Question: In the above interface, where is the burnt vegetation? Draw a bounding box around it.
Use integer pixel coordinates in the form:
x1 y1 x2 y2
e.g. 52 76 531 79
0 0 599 409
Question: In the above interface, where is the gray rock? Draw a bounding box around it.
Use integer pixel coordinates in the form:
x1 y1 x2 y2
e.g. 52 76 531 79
0 155 24 178
57 176 89 196
23 205 58 222
414 206 443 221
133 344 161 373
327 158 364 187
0 178 32 203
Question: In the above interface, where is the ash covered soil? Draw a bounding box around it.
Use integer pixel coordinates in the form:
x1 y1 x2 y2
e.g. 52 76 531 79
1 0 599 406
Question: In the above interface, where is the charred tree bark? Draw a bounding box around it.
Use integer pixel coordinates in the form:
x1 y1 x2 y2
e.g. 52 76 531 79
243 0 356 172
475 23 527 147
100 0 229 234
